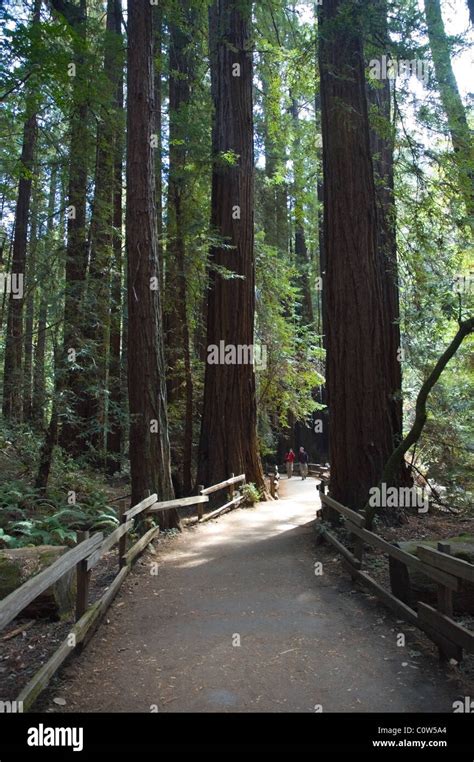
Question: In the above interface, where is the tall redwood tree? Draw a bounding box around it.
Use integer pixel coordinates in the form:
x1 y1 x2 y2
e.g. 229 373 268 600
367 0 404 458
164 0 197 496
52 0 89 454
197 0 265 490
319 0 399 511
2 0 41 421
126 0 174 512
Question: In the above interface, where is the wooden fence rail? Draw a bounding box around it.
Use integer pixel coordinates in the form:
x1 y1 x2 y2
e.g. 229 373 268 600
0 472 245 710
0 533 103 631
198 473 246 521
200 473 246 496
316 484 474 662
148 495 209 513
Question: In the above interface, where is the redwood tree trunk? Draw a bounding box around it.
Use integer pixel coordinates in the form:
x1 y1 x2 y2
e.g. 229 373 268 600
22 176 40 421
153 4 163 275
126 0 175 515
261 68 288 256
55 0 89 454
32 164 57 430
35 339 60 494
313 90 329 461
197 0 265 491
82 0 123 461
32 298 48 430
107 0 124 474
164 0 196 496
367 0 404 461
291 98 314 327
319 0 396 510
2 0 40 421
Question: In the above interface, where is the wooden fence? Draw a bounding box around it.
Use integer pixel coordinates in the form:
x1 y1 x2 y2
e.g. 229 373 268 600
0 473 246 711
198 473 246 520
316 483 474 663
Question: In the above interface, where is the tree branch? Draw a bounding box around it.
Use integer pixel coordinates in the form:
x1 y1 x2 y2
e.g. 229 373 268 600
0 70 36 101
364 316 474 528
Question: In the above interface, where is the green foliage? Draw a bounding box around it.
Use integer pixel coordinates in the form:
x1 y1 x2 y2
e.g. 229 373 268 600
240 482 261 506
216 150 239 167
0 478 119 548
0 422 118 548
255 233 324 452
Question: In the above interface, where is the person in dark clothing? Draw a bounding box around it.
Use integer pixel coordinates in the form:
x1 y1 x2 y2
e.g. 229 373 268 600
298 446 309 480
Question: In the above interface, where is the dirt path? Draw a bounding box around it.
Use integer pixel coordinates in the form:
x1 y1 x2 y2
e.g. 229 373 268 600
41 477 462 713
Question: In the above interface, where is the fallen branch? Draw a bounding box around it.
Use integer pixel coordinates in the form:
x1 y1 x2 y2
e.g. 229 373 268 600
2 621 35 641
110 494 132 503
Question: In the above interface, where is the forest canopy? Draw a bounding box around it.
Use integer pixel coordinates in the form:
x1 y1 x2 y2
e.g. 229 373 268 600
0 0 472 547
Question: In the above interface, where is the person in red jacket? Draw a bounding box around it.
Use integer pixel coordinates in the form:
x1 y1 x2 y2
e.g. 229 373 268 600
284 448 295 478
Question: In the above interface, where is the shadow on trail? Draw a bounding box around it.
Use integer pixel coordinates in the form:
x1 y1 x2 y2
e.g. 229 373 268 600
40 479 463 713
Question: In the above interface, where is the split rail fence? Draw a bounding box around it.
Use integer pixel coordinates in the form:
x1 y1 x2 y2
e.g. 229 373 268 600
316 482 474 663
0 473 246 710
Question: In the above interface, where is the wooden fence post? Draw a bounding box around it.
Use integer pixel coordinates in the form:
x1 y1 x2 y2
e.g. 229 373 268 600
75 530 91 621
352 536 365 567
319 480 340 526
139 489 152 533
197 486 204 520
229 473 235 501
269 474 275 499
118 500 128 569
435 542 462 662
437 542 453 616
319 480 326 520
388 556 411 605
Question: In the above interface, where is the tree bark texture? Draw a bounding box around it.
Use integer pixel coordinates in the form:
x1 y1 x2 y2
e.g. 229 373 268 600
126 0 175 513
197 0 265 492
319 0 398 510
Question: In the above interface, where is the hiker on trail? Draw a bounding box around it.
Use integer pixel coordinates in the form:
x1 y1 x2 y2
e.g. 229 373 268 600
284 448 295 478
298 446 309 480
